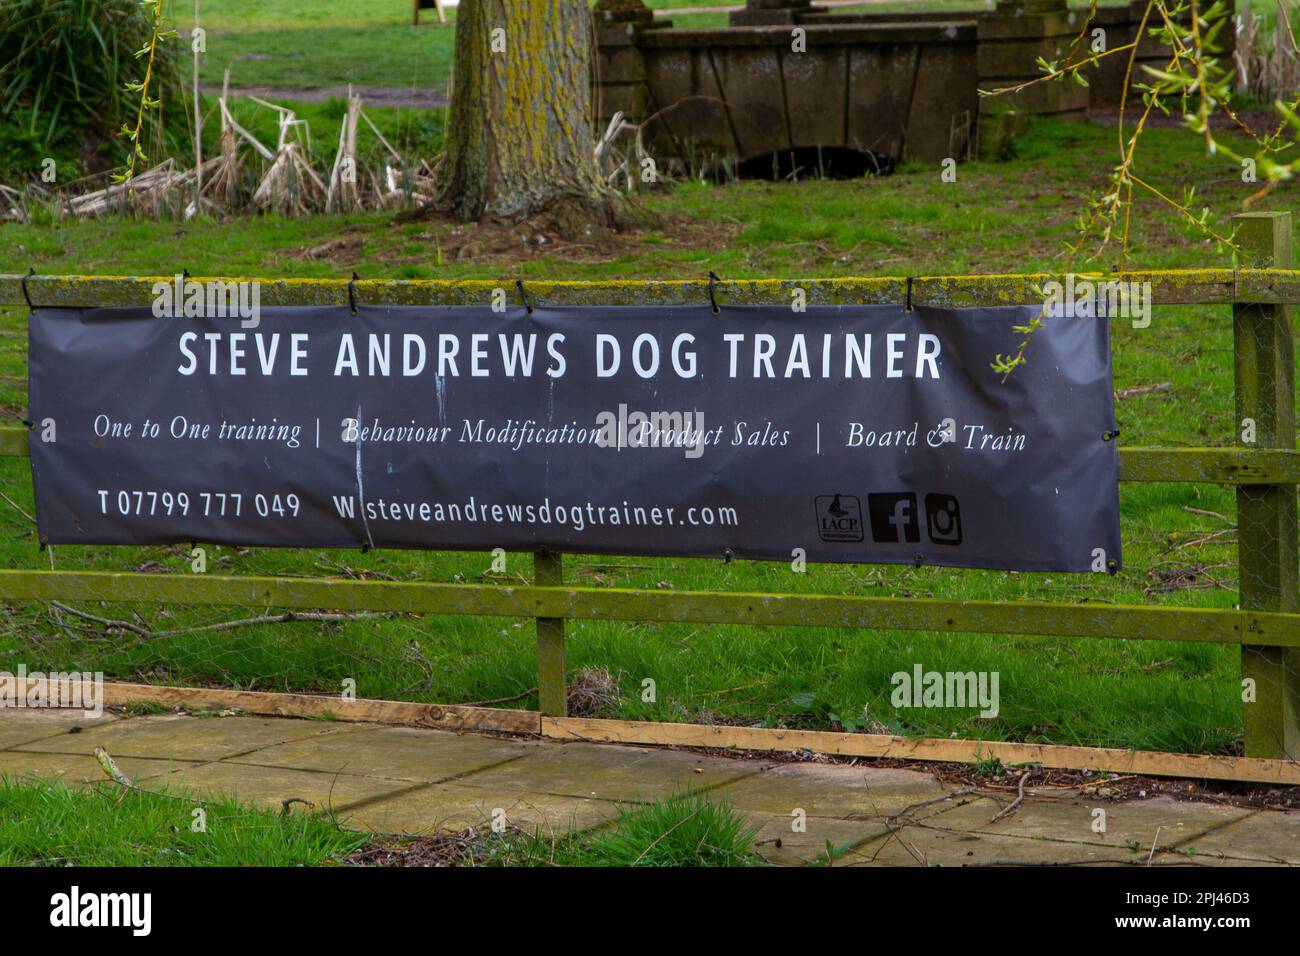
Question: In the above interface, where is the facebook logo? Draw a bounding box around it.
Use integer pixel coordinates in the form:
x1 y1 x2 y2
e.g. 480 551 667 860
867 492 920 543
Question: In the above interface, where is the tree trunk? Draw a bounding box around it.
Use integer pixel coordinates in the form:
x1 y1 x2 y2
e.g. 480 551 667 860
442 0 613 223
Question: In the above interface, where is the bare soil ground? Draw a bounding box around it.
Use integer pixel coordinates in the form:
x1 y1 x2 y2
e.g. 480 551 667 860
201 84 447 109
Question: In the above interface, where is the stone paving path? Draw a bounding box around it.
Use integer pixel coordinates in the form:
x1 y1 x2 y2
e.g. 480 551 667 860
1 709 1295 866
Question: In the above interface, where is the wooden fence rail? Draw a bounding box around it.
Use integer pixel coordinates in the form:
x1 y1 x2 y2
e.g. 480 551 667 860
0 209 1297 765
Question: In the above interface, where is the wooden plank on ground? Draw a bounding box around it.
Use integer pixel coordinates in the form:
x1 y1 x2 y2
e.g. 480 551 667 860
95 680 540 734
11 678 1290 785
541 716 1300 786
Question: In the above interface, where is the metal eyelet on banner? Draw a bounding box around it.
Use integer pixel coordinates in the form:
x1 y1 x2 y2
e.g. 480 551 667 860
516 279 533 315
708 271 722 314
348 272 360 316
722 547 733 564
1102 428 1121 442
905 276 914 313
21 267 35 312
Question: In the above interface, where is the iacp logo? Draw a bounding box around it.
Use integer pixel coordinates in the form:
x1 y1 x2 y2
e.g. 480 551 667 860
815 494 863 542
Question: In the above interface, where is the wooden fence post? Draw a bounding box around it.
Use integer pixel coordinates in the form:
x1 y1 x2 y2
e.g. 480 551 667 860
1234 210 1300 760
533 549 567 717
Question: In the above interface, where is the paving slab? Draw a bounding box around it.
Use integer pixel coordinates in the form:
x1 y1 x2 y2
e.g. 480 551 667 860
226 725 537 783
452 741 762 802
710 763 952 821
744 810 888 866
915 793 1253 854
0 751 195 786
0 709 118 750
13 713 362 762
347 782 625 835
1176 810 1300 865
846 824 1154 867
150 760 414 812
1 710 1294 867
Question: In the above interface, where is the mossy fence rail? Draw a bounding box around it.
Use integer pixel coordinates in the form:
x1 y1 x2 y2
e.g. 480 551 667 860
1 210 1298 766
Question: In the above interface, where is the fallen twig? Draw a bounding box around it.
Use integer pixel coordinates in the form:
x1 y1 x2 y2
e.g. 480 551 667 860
887 787 977 822
990 770 1033 823
1182 506 1234 525
1116 382 1172 398
1147 826 1164 865
51 603 149 636
462 688 538 707
281 796 316 815
49 603 390 640
0 490 35 525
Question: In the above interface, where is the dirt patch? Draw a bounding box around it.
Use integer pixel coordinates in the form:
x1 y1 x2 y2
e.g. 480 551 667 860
346 826 531 867
292 235 367 262
1087 106 1282 134
202 84 446 110
368 206 737 269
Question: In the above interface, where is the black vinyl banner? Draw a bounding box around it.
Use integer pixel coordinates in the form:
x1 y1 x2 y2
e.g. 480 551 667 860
28 304 1120 571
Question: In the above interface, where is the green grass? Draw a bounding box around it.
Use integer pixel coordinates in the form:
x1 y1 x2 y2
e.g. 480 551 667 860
481 792 764 866
178 0 456 89
0 778 759 867
0 115 1293 756
0 776 366 866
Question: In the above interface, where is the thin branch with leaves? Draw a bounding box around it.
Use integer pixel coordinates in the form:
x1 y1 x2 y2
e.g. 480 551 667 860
115 0 178 188
984 0 1300 376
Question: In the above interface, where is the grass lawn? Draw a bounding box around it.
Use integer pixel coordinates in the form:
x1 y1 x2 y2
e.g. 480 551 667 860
181 0 457 90
0 776 759 867
0 112 1294 756
0 775 366 866
474 792 764 866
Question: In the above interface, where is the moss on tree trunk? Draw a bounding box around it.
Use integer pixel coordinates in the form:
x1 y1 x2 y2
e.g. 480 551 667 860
443 0 616 224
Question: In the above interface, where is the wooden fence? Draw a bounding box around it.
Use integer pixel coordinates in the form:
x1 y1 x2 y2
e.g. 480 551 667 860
0 209 1297 773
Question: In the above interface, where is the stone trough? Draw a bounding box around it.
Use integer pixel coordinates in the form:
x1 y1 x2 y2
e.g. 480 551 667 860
593 0 1233 171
